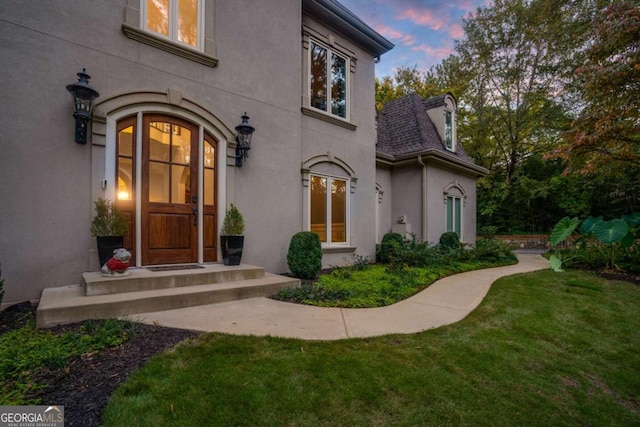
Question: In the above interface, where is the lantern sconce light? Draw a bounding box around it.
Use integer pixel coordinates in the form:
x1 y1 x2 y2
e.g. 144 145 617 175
234 112 255 167
66 68 100 144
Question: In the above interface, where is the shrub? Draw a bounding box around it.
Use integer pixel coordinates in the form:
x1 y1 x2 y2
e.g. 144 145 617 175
479 226 498 240
439 232 460 250
349 254 372 271
549 213 640 272
473 239 516 263
378 232 404 263
287 232 322 279
221 204 245 236
90 198 129 237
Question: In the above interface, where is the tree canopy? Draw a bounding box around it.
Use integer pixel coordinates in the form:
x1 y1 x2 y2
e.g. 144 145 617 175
374 0 640 232
551 1 640 174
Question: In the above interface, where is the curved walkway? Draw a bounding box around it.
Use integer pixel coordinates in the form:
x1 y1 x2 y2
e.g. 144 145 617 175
136 254 549 340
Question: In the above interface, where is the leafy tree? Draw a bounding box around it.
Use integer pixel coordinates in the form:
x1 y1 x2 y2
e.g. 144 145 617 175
452 0 582 182
552 1 640 173
375 65 441 111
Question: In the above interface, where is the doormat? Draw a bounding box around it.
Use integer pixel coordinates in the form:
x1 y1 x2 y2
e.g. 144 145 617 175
146 265 205 272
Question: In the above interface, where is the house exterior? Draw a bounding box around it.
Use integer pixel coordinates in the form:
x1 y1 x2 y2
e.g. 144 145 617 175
0 0 485 311
375 93 488 244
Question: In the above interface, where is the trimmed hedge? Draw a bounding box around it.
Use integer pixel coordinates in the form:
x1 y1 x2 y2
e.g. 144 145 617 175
287 232 322 280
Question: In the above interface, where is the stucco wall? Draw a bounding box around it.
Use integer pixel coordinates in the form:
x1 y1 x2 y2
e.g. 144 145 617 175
300 14 378 268
1 0 381 305
425 165 478 245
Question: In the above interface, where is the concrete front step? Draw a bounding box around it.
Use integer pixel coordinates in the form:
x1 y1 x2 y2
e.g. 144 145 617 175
83 264 265 296
37 273 300 328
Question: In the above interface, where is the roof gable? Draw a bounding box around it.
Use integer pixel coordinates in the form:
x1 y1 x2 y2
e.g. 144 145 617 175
376 93 475 166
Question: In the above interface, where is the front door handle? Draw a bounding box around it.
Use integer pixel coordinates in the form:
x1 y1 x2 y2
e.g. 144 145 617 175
192 207 197 225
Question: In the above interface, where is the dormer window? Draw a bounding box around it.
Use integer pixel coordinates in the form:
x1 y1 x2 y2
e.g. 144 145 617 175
445 109 453 151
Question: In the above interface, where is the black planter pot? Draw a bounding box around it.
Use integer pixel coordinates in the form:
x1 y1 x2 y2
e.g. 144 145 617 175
96 236 125 268
221 235 244 266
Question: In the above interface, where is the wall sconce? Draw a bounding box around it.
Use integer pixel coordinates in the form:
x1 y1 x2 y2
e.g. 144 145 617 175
66 68 99 144
234 112 255 167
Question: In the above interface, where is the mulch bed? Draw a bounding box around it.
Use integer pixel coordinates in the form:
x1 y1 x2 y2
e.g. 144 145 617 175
1 302 200 427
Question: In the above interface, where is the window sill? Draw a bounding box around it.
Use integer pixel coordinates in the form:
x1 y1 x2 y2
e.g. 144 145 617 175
122 24 218 68
302 107 357 131
322 246 356 254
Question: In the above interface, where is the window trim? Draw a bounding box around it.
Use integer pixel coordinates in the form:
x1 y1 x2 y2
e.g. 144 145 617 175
142 0 204 50
444 109 455 152
301 27 357 130
122 0 218 67
309 172 350 247
308 39 349 120
445 195 462 238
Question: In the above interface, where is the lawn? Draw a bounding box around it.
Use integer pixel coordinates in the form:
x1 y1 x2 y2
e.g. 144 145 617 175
103 269 640 426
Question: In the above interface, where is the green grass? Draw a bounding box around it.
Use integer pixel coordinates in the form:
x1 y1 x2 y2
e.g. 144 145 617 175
273 259 516 308
103 270 640 426
0 315 141 404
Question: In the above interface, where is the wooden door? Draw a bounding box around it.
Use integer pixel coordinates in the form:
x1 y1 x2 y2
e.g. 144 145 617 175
142 115 199 265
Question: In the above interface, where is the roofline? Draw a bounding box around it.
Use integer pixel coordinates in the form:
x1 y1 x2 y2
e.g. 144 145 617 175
376 149 489 177
302 0 394 56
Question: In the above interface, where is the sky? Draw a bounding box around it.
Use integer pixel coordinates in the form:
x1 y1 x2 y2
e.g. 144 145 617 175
338 0 487 79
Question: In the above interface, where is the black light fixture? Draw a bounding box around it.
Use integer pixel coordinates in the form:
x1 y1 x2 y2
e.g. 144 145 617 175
234 112 255 167
66 68 100 144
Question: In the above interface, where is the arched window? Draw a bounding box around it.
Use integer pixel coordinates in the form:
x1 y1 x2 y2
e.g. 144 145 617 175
444 182 466 239
302 153 356 246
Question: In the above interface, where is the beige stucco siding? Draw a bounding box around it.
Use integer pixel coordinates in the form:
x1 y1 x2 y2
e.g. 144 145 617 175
1 0 387 305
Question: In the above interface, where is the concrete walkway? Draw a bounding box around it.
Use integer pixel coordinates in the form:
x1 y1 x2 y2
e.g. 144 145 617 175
135 254 549 340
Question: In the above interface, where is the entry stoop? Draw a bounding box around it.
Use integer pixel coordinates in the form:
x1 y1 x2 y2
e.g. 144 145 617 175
36 264 300 328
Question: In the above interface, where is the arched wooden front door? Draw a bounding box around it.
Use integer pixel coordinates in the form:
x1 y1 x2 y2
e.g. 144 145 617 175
115 114 218 265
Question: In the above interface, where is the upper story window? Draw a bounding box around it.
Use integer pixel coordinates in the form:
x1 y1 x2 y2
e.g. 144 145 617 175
122 0 217 67
144 0 201 49
444 109 453 151
310 40 348 120
301 28 357 130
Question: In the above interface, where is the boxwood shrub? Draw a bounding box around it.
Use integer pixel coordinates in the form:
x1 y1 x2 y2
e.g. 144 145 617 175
287 232 322 280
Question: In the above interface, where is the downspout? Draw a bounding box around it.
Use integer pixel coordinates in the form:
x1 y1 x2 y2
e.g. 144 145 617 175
417 155 427 242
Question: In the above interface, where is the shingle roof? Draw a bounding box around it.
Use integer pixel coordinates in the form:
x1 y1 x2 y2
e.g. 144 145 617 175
376 93 474 165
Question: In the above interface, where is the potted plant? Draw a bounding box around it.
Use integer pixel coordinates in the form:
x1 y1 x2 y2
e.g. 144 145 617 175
91 197 129 268
220 204 245 265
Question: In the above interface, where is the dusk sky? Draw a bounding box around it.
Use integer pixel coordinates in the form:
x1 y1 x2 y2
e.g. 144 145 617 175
339 0 487 79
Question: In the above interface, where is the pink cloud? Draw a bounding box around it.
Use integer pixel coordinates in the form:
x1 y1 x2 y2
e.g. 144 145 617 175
396 8 446 31
410 44 455 59
375 23 417 46
449 23 464 39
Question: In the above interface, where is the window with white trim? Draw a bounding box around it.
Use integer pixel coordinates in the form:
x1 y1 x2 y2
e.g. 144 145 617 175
143 0 202 49
310 174 349 244
122 0 216 66
446 195 462 237
445 109 454 151
309 40 348 120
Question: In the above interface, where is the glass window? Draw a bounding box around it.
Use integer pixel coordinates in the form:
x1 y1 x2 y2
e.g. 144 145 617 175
309 40 348 119
203 139 215 206
310 174 348 245
445 110 453 150
117 125 135 201
446 195 462 238
310 43 327 113
145 0 200 48
148 122 191 204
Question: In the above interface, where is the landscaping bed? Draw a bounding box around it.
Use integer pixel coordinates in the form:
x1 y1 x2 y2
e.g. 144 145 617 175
0 302 199 427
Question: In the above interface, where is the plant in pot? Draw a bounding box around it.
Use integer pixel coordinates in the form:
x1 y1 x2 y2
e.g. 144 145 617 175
220 204 245 266
91 197 129 268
